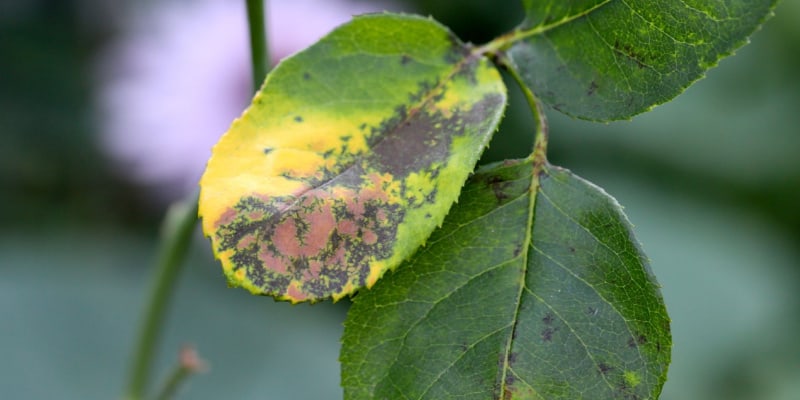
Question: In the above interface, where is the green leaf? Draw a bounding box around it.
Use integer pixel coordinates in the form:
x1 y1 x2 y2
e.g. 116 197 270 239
199 13 506 302
507 0 777 120
341 159 670 399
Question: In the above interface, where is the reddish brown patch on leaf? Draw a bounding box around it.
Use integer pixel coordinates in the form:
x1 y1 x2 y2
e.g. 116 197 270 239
301 203 336 257
248 210 264 220
309 260 323 279
258 246 288 274
237 233 257 250
287 283 307 302
274 218 302 257
359 173 393 203
338 220 358 237
335 246 348 264
363 229 378 245
216 208 237 228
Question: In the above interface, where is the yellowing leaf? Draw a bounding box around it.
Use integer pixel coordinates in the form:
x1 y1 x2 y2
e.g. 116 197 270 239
199 14 506 302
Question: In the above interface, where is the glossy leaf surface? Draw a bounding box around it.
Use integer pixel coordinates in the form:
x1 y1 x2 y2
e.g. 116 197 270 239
199 14 506 302
508 0 777 120
341 159 670 399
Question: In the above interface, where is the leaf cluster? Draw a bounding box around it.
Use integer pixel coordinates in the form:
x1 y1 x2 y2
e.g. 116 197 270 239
199 1 776 398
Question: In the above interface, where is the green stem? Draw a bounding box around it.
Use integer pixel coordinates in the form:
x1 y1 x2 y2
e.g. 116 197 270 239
124 193 199 400
498 54 548 163
124 2 269 398
246 0 269 92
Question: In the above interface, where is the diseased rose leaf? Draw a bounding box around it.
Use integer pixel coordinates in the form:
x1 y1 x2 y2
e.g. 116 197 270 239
508 0 777 120
341 159 671 399
199 13 506 302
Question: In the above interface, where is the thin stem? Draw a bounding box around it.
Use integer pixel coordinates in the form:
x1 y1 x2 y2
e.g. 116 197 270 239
498 54 548 164
246 0 269 92
124 192 199 400
124 2 269 398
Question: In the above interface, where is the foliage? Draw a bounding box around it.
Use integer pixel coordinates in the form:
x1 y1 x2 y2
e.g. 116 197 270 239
199 1 776 398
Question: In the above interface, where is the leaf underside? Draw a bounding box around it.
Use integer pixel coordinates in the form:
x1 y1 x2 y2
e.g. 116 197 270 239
199 14 506 302
510 0 778 120
341 159 671 399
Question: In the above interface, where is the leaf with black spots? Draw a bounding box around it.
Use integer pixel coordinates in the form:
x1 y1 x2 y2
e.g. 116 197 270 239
199 14 506 302
506 0 777 120
341 159 671 399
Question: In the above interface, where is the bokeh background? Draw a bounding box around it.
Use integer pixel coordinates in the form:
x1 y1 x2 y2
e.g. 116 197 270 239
1 0 798 398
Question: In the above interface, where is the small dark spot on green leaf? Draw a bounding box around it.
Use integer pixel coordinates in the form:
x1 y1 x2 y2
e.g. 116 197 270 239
303 72 311 80
614 40 648 69
628 334 648 348
400 54 412 65
263 147 274 155
588 80 598 96
294 115 303 123
541 327 556 342
542 313 554 325
598 363 612 375
507 352 517 365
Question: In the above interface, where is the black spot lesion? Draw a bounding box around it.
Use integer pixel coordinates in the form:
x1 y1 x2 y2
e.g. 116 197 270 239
263 147 274 155
587 80 599 96
613 39 651 69
487 175 513 203
628 334 648 348
303 72 311 80
541 327 557 342
400 54 412 65
294 115 303 123
598 362 613 375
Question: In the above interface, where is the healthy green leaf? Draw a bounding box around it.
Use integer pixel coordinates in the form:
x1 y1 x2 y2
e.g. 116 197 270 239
506 0 777 120
199 13 506 302
341 159 671 399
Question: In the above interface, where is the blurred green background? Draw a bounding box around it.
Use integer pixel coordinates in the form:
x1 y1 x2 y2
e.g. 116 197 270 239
1 0 798 398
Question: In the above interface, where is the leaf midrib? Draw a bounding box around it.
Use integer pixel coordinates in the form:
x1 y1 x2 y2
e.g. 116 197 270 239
476 0 613 55
495 160 541 399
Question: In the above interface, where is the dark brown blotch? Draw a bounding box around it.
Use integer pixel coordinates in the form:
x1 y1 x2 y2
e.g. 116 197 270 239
588 80 599 96
541 327 556 342
613 40 649 69
628 334 648 348
598 362 612 375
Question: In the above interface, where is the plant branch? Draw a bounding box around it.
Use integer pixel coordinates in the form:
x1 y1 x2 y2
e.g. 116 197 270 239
124 2 269 398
